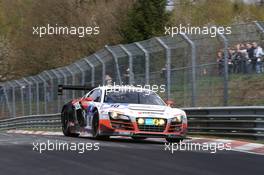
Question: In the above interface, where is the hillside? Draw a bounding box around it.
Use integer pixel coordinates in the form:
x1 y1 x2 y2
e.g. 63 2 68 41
0 0 134 81
171 74 264 107
0 0 264 83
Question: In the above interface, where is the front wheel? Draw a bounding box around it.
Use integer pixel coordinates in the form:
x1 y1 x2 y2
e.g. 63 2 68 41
165 138 183 143
91 110 109 140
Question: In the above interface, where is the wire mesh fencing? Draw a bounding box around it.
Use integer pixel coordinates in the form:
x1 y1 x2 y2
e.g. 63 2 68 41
0 21 264 119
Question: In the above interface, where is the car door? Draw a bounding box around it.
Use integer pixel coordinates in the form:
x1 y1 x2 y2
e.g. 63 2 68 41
85 89 102 128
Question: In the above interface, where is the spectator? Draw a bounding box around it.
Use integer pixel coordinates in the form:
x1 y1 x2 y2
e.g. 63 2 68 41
217 51 224 75
161 67 167 78
0 85 3 98
239 43 248 74
123 68 134 85
217 42 264 75
246 43 254 73
105 75 112 85
123 68 130 85
253 42 264 74
228 48 235 74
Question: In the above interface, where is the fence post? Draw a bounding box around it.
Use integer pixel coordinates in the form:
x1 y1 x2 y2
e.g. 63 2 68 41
0 93 4 117
217 33 229 106
66 67 75 98
74 63 85 85
179 33 197 107
83 58 95 87
3 86 12 117
135 42 150 85
58 68 67 84
74 62 85 95
58 68 69 103
43 71 55 113
14 80 25 116
94 53 106 85
6 82 16 117
119 44 134 85
38 75 47 114
29 76 40 115
254 21 264 33
22 78 32 115
155 37 172 100
43 70 53 81
50 70 61 113
105 45 122 85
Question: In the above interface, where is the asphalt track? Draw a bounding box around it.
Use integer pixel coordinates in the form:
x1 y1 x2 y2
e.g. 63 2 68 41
0 132 263 175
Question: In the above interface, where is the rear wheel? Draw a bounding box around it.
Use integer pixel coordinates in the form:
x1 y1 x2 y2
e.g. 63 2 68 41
165 138 183 143
61 107 79 137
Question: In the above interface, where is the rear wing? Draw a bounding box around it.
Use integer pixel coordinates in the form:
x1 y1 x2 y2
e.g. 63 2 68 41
58 85 94 95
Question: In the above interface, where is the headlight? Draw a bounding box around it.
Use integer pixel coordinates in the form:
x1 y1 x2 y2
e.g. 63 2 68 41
137 118 145 125
158 119 165 125
171 115 182 123
109 111 119 119
109 111 129 120
137 118 166 126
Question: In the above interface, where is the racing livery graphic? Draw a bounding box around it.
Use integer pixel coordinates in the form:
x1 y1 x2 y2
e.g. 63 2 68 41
59 85 188 142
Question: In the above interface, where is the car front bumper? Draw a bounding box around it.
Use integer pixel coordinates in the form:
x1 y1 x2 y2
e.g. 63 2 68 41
99 119 187 138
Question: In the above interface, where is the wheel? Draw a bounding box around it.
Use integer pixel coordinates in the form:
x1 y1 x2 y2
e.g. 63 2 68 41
76 108 86 127
91 110 109 140
91 110 99 137
131 137 147 141
61 107 79 137
165 138 183 143
61 108 70 136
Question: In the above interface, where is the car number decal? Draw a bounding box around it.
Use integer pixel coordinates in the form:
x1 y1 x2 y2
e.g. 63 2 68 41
110 104 120 108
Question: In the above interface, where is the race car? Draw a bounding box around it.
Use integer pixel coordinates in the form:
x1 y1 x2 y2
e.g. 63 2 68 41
59 85 188 142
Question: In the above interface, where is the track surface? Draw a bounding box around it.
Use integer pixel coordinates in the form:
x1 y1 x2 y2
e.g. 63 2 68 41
0 132 263 175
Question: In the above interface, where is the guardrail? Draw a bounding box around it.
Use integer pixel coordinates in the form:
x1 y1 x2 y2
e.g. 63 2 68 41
184 106 264 140
0 106 263 140
0 114 61 131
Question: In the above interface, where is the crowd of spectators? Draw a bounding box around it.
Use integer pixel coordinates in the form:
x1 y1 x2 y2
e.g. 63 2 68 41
217 42 264 75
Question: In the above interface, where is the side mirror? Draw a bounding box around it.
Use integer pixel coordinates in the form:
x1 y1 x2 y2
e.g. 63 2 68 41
84 97 94 102
165 99 175 107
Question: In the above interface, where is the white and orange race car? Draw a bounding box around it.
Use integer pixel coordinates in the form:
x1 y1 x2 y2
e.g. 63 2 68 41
59 85 187 142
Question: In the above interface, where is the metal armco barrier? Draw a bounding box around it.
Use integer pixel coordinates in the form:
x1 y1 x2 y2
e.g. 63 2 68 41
0 107 263 140
0 114 61 131
184 106 264 140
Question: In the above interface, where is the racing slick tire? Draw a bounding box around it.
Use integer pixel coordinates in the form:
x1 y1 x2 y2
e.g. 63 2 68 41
91 110 109 140
165 138 183 143
61 107 79 137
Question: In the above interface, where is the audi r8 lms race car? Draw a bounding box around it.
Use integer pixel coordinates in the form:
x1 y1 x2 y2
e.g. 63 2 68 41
59 85 188 142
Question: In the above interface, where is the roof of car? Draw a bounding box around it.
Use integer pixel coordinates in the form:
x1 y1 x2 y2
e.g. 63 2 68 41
96 85 154 92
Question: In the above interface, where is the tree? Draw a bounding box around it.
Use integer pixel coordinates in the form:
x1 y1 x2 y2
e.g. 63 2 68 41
0 37 13 82
121 0 169 43
0 0 134 80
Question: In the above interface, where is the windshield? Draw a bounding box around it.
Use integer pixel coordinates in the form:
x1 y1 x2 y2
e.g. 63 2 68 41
104 90 165 106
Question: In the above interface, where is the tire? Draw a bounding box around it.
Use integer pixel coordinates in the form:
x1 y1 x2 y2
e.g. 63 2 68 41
165 138 183 143
76 108 86 127
131 137 147 141
91 110 109 140
61 107 79 137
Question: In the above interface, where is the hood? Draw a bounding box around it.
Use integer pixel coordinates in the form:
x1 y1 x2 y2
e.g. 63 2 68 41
128 104 166 112
101 103 185 118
